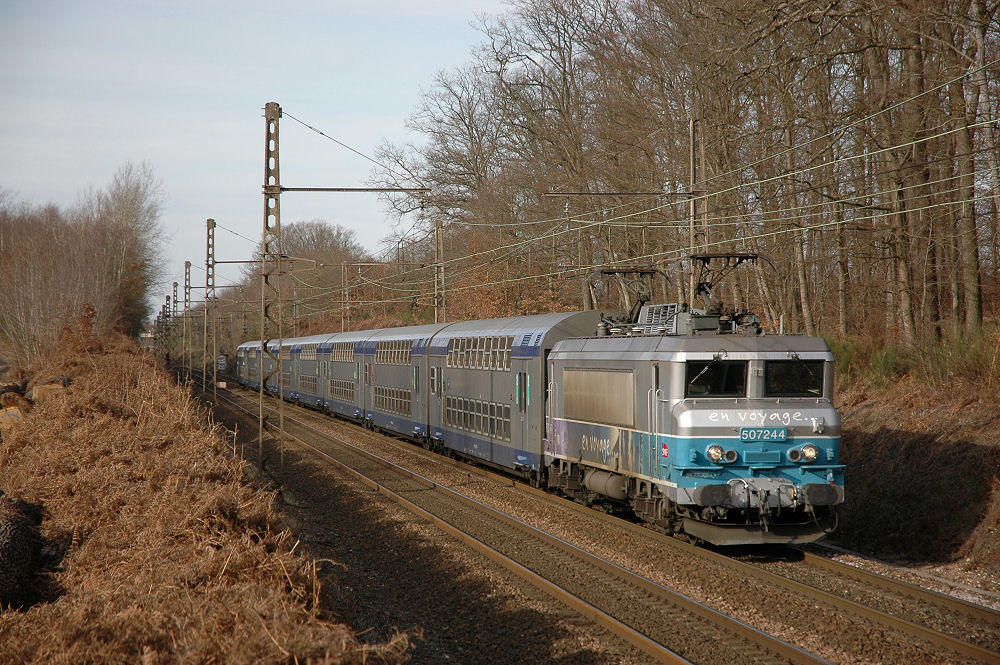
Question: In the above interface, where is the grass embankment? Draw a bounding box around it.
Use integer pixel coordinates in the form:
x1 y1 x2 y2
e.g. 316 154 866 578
0 331 408 664
830 334 1000 570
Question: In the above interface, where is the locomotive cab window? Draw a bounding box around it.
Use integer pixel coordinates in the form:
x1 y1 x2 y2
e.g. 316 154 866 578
764 360 823 397
685 360 747 397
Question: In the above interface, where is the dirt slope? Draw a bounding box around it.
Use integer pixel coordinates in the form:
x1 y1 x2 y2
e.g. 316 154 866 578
836 375 1000 572
0 334 408 664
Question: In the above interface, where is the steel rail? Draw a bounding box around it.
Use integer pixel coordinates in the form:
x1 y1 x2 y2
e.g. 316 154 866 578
210 382 831 665
806 540 1000 603
283 423 695 665
797 548 1000 628
284 378 1000 663
297 398 1000 645
203 375 1000 663
494 461 1000 664
211 387 691 665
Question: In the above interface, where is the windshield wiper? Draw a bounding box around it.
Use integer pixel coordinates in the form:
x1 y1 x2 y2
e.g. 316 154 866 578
786 351 818 381
688 349 728 389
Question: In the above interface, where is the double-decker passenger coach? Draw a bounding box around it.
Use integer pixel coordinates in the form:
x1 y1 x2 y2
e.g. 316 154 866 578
425 312 602 481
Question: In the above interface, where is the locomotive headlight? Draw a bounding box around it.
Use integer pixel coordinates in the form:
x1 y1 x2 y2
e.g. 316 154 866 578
706 444 725 463
801 444 819 462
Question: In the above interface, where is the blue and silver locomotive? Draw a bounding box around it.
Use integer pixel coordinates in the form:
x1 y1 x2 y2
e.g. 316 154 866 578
545 302 842 545
235 262 843 546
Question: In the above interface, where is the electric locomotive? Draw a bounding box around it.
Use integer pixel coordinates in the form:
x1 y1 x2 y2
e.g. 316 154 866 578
545 302 842 545
234 256 844 546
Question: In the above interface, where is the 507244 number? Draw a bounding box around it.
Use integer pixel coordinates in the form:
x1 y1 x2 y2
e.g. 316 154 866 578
740 427 787 442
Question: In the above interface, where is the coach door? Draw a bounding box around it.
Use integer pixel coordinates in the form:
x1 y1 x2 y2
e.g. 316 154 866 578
365 359 375 420
513 357 529 456
429 361 443 439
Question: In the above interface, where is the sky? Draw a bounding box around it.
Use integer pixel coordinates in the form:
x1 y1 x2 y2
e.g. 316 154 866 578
0 0 509 310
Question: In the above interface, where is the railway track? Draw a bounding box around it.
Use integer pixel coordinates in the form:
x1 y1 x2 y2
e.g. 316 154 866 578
201 376 1000 664
207 380 830 665
512 463 1000 665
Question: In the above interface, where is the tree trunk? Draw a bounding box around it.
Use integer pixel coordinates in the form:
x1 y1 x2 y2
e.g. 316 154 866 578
835 205 848 337
950 80 983 333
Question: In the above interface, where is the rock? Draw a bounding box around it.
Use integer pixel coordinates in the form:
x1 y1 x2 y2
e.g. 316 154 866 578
0 386 31 435
0 406 26 435
28 376 70 404
0 495 43 609
33 376 70 388
30 382 66 404
0 391 32 412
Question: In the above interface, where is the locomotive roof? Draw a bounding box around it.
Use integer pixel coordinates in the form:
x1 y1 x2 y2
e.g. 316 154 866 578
551 333 834 360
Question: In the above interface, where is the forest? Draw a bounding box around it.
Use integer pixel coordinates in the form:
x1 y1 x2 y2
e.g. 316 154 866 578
0 163 165 368
2 0 998 371
365 0 999 345
221 0 999 356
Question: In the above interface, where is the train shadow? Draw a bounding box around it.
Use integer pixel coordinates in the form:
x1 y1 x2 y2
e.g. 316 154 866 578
836 425 1000 564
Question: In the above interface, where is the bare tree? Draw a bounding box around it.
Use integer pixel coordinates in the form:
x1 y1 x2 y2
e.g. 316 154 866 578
0 163 166 366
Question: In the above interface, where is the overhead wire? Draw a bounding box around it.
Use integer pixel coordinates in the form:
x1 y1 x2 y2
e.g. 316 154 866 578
295 189 998 314
344 119 999 295
275 49 993 300
282 111 417 184
353 62 1000 289
215 222 260 246
243 56 999 319
697 56 1000 194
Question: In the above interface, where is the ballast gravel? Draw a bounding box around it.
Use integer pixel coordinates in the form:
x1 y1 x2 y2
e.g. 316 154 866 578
218 394 995 665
